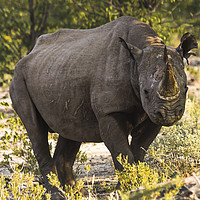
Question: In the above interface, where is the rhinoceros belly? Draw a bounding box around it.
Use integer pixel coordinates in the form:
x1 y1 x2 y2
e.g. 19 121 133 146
38 91 101 142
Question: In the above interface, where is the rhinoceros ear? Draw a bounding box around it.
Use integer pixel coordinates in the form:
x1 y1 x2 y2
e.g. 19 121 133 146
176 32 198 64
119 37 143 62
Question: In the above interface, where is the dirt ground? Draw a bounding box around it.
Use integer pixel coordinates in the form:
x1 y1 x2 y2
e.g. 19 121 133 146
0 57 199 199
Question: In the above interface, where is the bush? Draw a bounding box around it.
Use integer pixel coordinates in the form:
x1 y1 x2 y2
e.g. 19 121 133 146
0 169 50 200
116 155 182 199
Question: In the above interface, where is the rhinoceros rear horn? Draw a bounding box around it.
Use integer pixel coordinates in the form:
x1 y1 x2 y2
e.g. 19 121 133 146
176 32 198 64
119 37 143 62
164 45 169 64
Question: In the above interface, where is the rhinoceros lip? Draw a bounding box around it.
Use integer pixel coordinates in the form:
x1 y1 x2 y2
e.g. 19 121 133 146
157 90 180 101
161 120 177 127
150 116 177 126
149 110 180 126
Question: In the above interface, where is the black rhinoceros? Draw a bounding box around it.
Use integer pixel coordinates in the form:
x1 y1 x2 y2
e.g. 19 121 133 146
10 16 198 193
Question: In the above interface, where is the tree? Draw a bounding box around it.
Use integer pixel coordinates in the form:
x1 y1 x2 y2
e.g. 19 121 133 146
0 0 199 85
167 0 200 36
0 0 70 84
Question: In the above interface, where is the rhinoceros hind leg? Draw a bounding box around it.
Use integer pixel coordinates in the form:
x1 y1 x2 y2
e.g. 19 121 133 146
9 68 56 192
53 136 81 188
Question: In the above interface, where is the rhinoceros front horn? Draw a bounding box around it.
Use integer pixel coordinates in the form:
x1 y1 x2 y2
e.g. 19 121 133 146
158 46 180 100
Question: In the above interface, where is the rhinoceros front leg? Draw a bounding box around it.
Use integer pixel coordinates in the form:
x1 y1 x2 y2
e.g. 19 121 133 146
98 113 134 171
53 136 81 187
130 117 161 162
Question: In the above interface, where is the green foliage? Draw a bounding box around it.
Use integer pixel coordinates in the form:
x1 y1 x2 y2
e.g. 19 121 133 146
0 167 87 200
116 155 183 199
74 150 88 178
47 172 84 199
167 0 200 37
119 178 182 200
0 169 50 200
66 0 191 42
116 155 167 192
76 150 88 164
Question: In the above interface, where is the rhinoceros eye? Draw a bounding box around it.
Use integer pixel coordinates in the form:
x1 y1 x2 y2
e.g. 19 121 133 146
144 89 149 97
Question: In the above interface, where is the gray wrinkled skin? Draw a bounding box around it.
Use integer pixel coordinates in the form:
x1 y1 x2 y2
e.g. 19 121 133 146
9 16 191 192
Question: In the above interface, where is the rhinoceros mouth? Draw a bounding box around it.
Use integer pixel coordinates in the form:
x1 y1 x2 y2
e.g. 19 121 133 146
149 106 183 126
150 115 179 126
156 119 177 126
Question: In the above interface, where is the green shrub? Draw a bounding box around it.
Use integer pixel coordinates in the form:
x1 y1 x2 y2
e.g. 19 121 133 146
47 172 85 200
0 169 50 200
116 155 182 199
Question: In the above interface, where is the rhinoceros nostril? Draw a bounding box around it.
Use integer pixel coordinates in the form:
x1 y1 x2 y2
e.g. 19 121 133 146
144 89 149 98
144 89 149 95
155 110 165 120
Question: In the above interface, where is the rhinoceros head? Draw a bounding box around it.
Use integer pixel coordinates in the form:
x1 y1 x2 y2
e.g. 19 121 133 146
120 33 198 126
